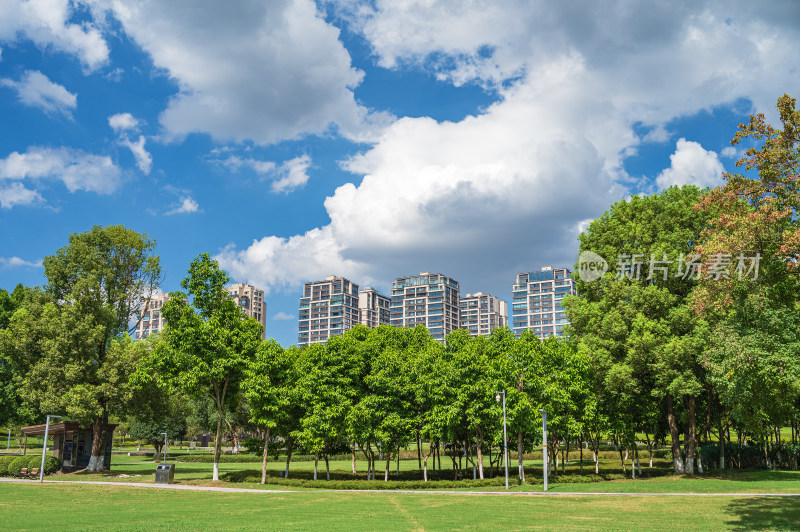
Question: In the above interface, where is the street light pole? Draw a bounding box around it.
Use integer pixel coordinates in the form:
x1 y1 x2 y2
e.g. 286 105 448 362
40 415 61 482
539 409 548 492
160 432 168 463
496 390 509 490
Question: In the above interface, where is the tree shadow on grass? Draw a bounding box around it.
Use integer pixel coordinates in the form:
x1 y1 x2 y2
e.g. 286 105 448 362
724 497 800 530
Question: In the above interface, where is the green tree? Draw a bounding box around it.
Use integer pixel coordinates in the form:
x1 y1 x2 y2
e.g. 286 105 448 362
565 186 710 474
138 253 262 481
242 338 290 484
3 226 160 471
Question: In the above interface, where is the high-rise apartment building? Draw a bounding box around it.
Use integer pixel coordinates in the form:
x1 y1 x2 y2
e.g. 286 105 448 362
228 283 268 339
459 292 508 337
390 272 460 342
358 287 391 328
135 292 171 339
511 266 574 338
298 276 360 346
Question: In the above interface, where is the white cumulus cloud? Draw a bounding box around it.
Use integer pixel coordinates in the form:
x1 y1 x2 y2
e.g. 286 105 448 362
272 311 295 321
103 0 389 145
108 112 139 132
0 182 44 209
656 139 725 190
0 146 122 199
0 70 77 117
0 0 109 71
165 196 200 215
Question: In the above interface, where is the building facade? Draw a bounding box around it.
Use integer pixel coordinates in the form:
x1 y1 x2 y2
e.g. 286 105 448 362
298 275 360 346
459 292 508 337
390 272 460 342
228 283 268 339
358 287 391 329
511 266 574 338
135 292 171 339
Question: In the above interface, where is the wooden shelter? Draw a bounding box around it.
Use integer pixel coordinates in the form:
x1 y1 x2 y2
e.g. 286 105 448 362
21 421 117 472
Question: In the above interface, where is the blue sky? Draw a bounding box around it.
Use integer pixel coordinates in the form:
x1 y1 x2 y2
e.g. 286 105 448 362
1 1 798 346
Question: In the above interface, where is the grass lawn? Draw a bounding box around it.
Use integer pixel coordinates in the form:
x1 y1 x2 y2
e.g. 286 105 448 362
4 482 800 531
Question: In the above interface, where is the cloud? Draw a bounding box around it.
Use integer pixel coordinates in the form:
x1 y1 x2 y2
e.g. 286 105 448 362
107 113 151 174
0 70 77 117
218 1 800 298
271 155 311 194
108 113 139 132
212 153 311 193
119 135 152 174
0 0 109 71
0 256 42 268
272 311 295 321
656 139 725 190
720 146 739 159
165 196 200 215
0 182 44 208
104 0 389 145
0 147 122 199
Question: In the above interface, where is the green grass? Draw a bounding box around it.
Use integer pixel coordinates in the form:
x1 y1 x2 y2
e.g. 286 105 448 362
2 482 800 531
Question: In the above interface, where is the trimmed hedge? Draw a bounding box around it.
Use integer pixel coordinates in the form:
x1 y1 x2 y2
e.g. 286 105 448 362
224 470 507 490
0 455 16 475
221 469 634 489
7 456 29 476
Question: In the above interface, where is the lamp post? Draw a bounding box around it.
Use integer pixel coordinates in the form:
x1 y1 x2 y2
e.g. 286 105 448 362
39 415 61 482
160 432 168 463
539 409 548 492
495 390 509 490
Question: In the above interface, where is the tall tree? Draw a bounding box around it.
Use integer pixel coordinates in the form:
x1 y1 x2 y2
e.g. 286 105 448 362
565 186 710 473
242 338 290 484
697 94 800 445
137 253 262 481
3 226 160 471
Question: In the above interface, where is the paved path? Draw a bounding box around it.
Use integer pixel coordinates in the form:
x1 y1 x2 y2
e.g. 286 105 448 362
2 477 800 497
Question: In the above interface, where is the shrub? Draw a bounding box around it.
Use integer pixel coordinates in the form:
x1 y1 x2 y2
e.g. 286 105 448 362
223 469 507 490
41 456 60 475
7 456 29 476
0 456 16 476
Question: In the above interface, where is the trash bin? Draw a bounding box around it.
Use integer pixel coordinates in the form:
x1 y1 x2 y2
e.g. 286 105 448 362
155 463 175 484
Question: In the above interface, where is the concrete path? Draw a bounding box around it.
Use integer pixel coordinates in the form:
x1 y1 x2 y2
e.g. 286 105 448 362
2 477 800 497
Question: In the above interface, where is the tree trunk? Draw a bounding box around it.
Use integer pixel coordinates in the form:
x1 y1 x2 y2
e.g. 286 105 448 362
667 393 685 474
579 436 584 475
314 452 318 481
645 432 653 468
685 395 696 475
260 426 270 484
719 418 726 470
423 455 428 482
517 428 525 481
385 455 390 481
87 416 107 472
352 450 357 475
325 455 330 481
284 444 292 478
475 428 485 479
417 432 422 470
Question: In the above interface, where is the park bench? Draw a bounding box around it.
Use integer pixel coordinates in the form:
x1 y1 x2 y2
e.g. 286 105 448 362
28 468 40 479
14 467 29 478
